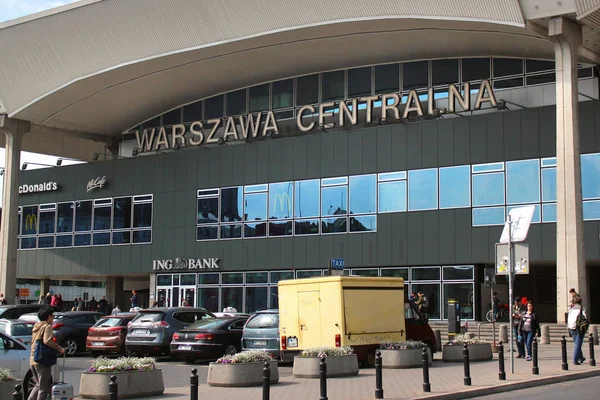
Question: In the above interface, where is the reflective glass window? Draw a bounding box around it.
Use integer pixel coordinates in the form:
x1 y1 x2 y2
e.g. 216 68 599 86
526 59 554 73
542 168 557 202
38 236 54 248
93 205 111 230
221 224 242 239
183 101 202 123
21 206 38 235
506 159 540 204
542 203 557 223
57 202 74 233
249 84 269 113
432 59 459 86
112 231 131 245
461 58 490 82
403 61 428 91
410 283 440 319
21 237 36 249
443 283 474 319
493 58 523 77
322 177 347 186
197 225 218 240
351 268 378 277
74 233 91 246
75 201 92 231
132 230 151 243
198 197 219 223
349 175 376 214
133 203 152 228
142 116 160 129
204 95 224 119
221 287 243 312
379 171 406 181
294 219 319 235
507 204 541 223
244 222 267 238
582 153 600 199
412 267 440 281
93 232 110 245
375 64 400 94
269 221 293 236
222 273 244 285
226 89 247 116
541 157 557 167
245 286 268 313
348 67 371 98
162 109 180 126
350 215 376 232
493 77 524 89
55 235 73 248
472 162 503 173
269 182 294 219
295 180 320 218
321 186 347 217
378 181 407 213
246 272 268 284
270 271 294 283
244 193 267 221
439 166 470 209
526 73 555 86
275 109 294 120
198 273 219 285
380 268 409 279
198 287 219 312
584 200 600 221
443 266 474 280
322 70 345 102
408 169 438 211
472 173 505 206
296 74 319 105
296 270 322 279
322 217 347 234
472 207 505 226
157 275 172 286
221 187 243 222
38 210 56 234
113 197 132 229
272 79 294 109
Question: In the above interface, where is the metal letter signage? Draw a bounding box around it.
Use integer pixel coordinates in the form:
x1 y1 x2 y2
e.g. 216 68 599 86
86 176 107 192
25 214 37 232
18 182 58 195
152 257 220 272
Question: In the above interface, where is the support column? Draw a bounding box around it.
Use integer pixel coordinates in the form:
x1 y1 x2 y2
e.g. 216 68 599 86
0 117 29 305
40 279 52 302
106 277 124 313
549 17 587 323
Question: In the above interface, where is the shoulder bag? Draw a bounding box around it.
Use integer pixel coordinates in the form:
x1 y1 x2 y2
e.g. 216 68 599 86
33 325 58 367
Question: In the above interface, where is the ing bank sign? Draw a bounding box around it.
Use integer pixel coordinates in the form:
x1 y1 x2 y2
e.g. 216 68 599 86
134 80 498 153
152 257 220 272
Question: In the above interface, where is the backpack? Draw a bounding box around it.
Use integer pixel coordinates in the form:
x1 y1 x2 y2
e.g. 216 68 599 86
577 309 589 335
423 296 429 308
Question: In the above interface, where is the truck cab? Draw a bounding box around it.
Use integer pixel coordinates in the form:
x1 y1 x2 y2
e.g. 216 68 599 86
404 301 437 354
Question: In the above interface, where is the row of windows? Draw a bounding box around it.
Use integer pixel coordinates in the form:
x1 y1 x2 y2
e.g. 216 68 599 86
127 57 594 133
18 195 153 250
16 278 105 288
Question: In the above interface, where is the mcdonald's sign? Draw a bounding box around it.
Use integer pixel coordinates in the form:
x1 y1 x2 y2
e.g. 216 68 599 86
25 214 37 232
272 192 292 217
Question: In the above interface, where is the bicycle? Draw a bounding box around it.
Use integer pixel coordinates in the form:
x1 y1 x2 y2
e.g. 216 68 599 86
486 304 509 322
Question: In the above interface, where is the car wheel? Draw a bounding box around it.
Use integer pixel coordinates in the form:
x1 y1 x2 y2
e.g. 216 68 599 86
62 338 78 357
224 344 237 355
24 370 34 398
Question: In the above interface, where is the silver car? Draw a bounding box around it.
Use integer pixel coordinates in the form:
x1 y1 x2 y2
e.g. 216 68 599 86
0 319 35 345
241 310 280 358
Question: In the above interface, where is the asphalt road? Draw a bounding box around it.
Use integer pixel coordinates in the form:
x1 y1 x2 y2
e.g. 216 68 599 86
473 376 600 399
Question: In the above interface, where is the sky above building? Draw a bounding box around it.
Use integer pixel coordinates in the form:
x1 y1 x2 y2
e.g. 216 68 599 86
0 0 78 23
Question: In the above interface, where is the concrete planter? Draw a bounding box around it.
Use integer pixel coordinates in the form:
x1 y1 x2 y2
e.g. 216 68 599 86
442 343 493 362
380 348 432 369
207 361 279 387
0 380 22 399
79 369 164 399
293 355 359 378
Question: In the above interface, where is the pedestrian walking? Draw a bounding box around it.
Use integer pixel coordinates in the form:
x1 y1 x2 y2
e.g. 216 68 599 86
98 296 108 314
88 296 98 312
76 297 84 311
569 288 581 308
50 294 59 310
492 292 500 321
37 295 44 305
567 297 588 365
56 294 64 312
512 297 526 358
111 305 121 315
130 289 138 309
518 301 541 361
45 292 52 305
0 293 7 305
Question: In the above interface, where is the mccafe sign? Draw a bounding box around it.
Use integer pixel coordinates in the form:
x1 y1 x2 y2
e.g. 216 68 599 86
134 80 498 153
152 257 220 271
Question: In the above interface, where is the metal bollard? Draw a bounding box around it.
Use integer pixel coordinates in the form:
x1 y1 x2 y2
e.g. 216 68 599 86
532 338 539 375
190 368 199 400
498 341 506 380
422 347 431 392
463 345 471 386
590 333 597 367
263 361 271 400
561 335 568 371
12 384 22 400
109 375 118 400
375 351 383 399
319 356 328 400
434 329 442 352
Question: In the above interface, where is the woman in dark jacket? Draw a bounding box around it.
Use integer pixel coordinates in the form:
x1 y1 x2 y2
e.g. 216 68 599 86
518 301 541 361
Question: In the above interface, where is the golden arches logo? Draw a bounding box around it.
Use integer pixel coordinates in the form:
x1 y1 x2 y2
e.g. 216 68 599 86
25 214 37 231
272 193 292 216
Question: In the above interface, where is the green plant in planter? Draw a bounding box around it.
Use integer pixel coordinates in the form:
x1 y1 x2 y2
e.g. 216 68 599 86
379 340 427 350
446 334 488 346
0 368 15 382
87 356 157 373
216 350 273 364
299 346 354 358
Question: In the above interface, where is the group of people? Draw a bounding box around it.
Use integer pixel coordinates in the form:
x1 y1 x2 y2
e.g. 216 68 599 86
38 293 112 314
408 291 429 320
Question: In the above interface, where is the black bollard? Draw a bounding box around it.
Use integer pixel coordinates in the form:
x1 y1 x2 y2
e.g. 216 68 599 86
375 351 383 399
498 341 506 380
532 338 539 375
590 333 597 367
463 345 471 386
422 347 431 393
190 368 199 400
109 375 118 400
561 335 568 371
319 356 328 400
12 384 22 400
263 361 271 400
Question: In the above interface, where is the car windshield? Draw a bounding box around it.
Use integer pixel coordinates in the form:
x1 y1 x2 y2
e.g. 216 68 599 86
0 307 8 317
11 323 33 336
133 312 164 323
246 313 278 329
188 319 226 330
94 318 123 328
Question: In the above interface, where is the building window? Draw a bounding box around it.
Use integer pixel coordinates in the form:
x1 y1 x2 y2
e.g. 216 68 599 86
439 166 470 209
348 67 372 98
375 64 399 94
472 163 505 207
272 79 294 110
542 203 557 223
493 58 523 78
226 89 247 116
204 95 224 119
431 59 458 86
472 206 505 226
322 70 345 102
249 84 269 113
581 153 600 200
461 58 490 82
38 204 56 235
295 180 320 218
507 204 541 223
408 168 438 211
296 74 319 105
506 159 540 204
402 61 428 91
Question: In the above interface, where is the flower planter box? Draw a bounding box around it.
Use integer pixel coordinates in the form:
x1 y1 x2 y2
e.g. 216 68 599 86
207 361 279 387
380 348 432 369
0 380 22 399
80 369 164 399
293 355 359 378
442 344 493 362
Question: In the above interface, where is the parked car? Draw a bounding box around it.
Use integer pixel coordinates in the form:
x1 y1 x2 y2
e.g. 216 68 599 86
86 313 137 357
0 319 35 345
52 311 104 356
0 331 35 397
241 309 280 358
17 312 39 322
0 304 45 320
170 316 249 362
213 312 251 318
125 307 216 357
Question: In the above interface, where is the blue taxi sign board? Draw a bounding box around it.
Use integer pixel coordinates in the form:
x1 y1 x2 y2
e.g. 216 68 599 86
330 258 345 270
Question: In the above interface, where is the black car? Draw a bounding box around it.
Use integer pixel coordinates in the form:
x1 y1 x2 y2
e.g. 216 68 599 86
0 304 45 320
52 312 104 356
170 316 248 362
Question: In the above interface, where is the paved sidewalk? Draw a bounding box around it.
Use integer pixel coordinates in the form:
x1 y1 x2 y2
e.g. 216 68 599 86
130 344 600 400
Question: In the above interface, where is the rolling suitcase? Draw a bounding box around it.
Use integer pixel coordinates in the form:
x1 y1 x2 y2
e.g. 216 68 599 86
51 354 74 400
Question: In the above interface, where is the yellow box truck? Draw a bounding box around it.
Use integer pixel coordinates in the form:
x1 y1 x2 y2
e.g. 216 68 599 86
278 276 406 364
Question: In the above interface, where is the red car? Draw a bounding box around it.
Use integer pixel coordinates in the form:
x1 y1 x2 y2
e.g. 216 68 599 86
404 303 437 353
86 313 137 357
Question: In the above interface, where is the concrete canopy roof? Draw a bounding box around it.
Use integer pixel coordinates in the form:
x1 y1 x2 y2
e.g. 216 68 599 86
0 0 586 140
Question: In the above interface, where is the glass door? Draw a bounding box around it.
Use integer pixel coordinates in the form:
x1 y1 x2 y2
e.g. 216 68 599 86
181 287 196 307
157 288 170 307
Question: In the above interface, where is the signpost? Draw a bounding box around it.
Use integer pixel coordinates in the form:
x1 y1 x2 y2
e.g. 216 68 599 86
497 205 534 374
329 258 345 276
